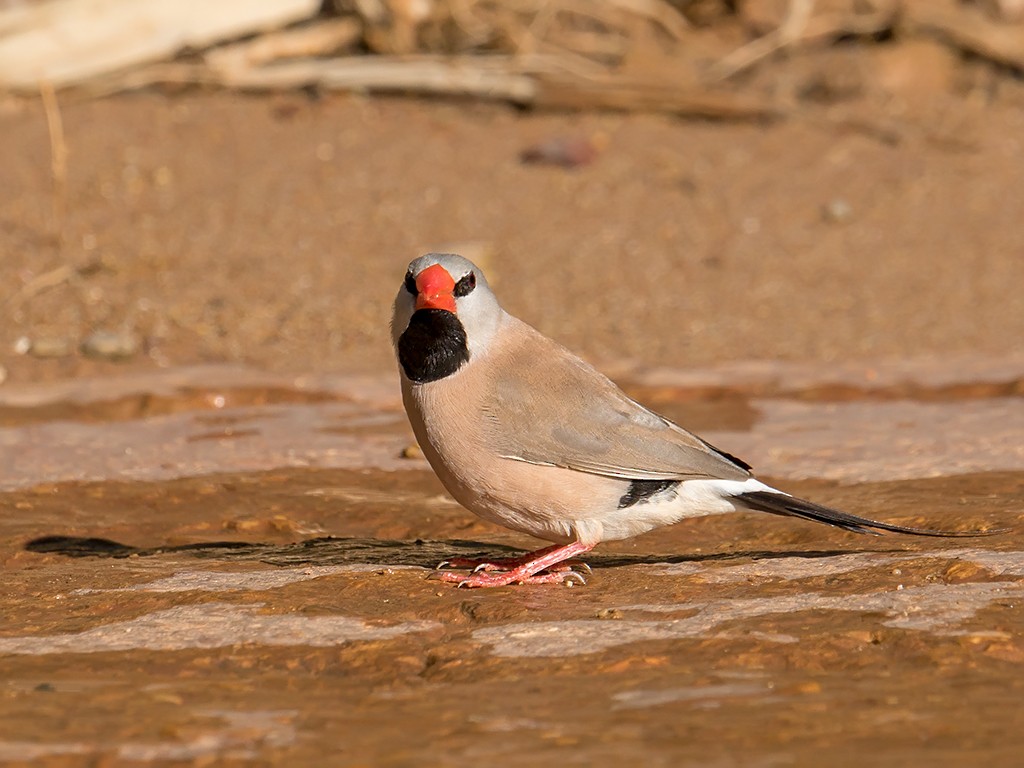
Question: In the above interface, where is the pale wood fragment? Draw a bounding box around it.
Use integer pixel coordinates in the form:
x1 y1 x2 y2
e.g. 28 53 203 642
0 0 321 90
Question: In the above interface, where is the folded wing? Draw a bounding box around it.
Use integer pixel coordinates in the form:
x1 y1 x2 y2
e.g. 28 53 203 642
480 321 752 482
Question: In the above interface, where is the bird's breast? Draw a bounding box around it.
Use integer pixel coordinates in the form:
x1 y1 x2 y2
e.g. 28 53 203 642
400 373 621 543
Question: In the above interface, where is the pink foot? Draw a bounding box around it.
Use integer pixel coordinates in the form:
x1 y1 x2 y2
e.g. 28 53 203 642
437 544 590 574
432 541 595 588
437 569 585 587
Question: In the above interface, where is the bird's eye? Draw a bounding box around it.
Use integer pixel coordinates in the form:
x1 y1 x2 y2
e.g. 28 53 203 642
454 271 476 297
404 272 417 295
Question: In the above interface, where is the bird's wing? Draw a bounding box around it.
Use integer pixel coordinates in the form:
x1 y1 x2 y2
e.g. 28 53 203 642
478 319 752 482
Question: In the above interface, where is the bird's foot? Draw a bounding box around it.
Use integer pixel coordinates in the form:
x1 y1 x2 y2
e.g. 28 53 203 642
430 541 595 588
469 559 591 575
436 568 587 588
436 543 591 574
437 555 591 575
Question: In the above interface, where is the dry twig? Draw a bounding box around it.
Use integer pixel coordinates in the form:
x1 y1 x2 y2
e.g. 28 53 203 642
604 0 690 42
708 0 899 82
205 18 362 75
4 264 74 309
101 51 780 120
39 81 68 248
536 72 782 119
708 0 816 81
219 55 540 102
905 0 1024 71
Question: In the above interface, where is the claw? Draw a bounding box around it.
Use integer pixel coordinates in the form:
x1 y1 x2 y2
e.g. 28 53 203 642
562 571 587 586
435 556 508 571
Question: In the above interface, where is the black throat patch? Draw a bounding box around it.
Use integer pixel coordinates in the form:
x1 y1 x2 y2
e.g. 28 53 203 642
398 309 470 383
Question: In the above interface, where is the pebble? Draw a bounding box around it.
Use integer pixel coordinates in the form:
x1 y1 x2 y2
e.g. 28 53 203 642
400 443 424 460
822 198 853 224
29 337 73 358
520 135 603 169
80 330 140 361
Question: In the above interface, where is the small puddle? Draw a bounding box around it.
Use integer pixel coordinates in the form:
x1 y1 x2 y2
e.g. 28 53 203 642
0 603 439 656
612 681 774 710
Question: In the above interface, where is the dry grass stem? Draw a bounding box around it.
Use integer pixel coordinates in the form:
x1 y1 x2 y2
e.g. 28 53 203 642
39 80 68 249
708 0 815 82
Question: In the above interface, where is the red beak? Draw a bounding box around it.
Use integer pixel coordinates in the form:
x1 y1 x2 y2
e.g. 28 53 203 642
415 264 457 313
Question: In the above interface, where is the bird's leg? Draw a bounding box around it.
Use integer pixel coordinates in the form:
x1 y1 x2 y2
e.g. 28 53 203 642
437 543 588 573
435 541 595 588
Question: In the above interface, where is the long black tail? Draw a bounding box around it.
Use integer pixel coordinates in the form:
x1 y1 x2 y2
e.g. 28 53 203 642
736 491 998 537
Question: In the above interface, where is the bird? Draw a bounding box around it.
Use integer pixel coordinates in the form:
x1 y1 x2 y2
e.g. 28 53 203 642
392 252 994 588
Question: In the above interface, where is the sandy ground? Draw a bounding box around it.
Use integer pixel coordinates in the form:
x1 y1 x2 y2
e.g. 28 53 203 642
2 84 1024 383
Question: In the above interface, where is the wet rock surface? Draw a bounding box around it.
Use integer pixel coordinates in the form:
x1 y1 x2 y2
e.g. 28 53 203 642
1 364 1022 765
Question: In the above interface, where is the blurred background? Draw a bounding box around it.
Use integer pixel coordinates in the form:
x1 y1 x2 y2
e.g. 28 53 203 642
1 0 1024 386
3 4 1024 764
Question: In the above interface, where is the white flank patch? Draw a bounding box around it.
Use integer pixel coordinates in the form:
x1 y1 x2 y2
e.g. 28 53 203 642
675 477 784 512
592 477 785 541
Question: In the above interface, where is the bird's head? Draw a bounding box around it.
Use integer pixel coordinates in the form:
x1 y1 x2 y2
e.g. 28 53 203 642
392 253 503 383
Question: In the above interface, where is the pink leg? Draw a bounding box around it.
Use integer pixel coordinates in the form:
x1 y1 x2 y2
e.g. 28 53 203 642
435 541 595 588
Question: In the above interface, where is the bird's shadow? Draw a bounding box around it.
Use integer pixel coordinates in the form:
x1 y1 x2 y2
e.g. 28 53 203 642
24 534 895 571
